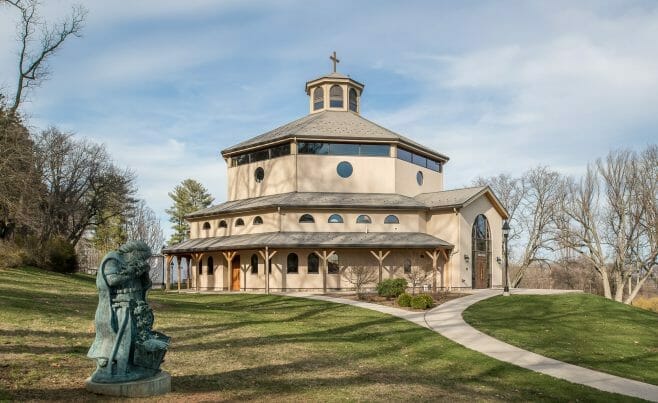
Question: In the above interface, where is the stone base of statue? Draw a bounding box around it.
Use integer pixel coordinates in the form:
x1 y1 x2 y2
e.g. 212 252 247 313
85 371 171 397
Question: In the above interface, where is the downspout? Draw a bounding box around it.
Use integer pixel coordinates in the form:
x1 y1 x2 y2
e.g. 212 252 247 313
278 206 282 232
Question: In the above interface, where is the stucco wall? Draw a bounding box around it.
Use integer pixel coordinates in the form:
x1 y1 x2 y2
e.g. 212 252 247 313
227 155 296 201
394 159 443 196
296 155 396 194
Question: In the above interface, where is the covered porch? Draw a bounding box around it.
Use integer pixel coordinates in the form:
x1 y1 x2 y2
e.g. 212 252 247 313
161 231 453 293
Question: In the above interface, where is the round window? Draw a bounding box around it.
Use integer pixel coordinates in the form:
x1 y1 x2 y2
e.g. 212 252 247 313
255 167 265 183
416 171 424 186
336 161 353 178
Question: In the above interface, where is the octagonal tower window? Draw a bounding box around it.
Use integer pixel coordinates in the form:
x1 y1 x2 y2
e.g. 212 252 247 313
313 87 324 110
349 88 358 112
330 85 343 108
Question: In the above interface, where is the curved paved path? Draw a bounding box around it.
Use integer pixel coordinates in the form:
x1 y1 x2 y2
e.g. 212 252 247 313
288 290 658 402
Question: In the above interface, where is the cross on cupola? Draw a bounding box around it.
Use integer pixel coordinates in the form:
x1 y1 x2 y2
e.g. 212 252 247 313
330 51 340 72
305 52 364 115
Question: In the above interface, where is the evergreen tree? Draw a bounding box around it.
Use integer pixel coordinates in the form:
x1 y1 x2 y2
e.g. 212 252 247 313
166 179 214 245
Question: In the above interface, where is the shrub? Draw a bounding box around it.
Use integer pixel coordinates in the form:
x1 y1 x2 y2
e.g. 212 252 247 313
397 292 412 307
410 293 434 309
0 241 29 269
633 297 658 313
376 278 407 298
44 237 78 273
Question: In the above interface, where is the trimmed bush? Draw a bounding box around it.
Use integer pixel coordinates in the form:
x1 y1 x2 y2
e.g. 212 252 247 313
396 292 412 307
410 293 434 309
376 278 407 298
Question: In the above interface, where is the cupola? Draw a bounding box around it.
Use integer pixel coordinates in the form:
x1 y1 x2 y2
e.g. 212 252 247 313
305 51 365 115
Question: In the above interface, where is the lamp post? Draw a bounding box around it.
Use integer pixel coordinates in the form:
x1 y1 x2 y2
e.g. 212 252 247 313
502 220 510 296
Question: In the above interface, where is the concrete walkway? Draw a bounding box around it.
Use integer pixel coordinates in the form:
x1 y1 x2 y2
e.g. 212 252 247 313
290 290 658 402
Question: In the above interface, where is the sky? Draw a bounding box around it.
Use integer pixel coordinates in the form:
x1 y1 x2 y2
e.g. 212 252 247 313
1 0 657 239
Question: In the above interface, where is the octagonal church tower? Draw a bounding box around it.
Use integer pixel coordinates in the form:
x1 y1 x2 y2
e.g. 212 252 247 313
164 55 508 293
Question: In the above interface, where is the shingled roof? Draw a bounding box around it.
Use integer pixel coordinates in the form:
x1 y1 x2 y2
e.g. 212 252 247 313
163 231 452 254
186 192 425 219
186 187 509 219
221 110 449 162
416 186 509 218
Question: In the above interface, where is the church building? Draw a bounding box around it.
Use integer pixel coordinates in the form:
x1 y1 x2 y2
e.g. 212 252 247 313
163 55 508 293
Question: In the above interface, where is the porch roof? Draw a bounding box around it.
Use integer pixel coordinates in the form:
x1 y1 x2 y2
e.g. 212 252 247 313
162 231 452 254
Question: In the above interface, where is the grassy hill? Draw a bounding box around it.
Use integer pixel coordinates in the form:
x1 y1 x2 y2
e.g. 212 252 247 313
0 267 640 401
463 293 658 386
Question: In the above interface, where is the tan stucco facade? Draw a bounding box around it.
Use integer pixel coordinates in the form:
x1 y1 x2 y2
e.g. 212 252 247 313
164 67 508 293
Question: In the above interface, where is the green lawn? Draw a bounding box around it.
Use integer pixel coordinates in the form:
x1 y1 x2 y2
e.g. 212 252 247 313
463 293 658 386
0 267 640 401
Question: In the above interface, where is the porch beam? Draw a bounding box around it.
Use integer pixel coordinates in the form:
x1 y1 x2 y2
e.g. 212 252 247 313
369 250 391 283
259 247 277 295
314 250 335 293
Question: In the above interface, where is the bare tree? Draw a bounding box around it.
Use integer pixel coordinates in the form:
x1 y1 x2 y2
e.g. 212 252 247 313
2 0 86 113
405 263 432 295
34 127 136 246
556 146 657 303
125 200 165 255
342 265 378 299
475 167 562 287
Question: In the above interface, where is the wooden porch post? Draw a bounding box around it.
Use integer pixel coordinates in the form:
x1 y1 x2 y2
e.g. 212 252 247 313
190 252 203 292
314 250 335 293
222 251 237 291
259 247 277 294
176 256 182 292
440 249 451 291
369 250 391 283
164 255 173 291
186 256 191 289
425 250 440 291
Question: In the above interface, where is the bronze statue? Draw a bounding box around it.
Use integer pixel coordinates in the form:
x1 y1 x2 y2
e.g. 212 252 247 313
87 241 170 383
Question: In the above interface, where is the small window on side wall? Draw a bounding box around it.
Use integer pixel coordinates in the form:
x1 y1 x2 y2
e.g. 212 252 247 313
251 254 258 274
299 214 315 223
208 256 214 275
307 253 319 274
253 216 263 225
235 218 245 226
328 254 339 274
287 253 298 273
356 214 372 224
202 222 211 230
403 258 411 274
328 214 344 223
219 220 228 228
384 215 399 224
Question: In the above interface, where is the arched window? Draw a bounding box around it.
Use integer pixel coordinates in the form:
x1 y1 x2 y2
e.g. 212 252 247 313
251 254 258 274
235 218 245 226
349 88 358 112
219 220 228 228
198 259 203 275
330 85 343 108
254 167 265 183
472 214 491 289
202 222 211 230
356 214 372 224
299 214 315 223
253 216 263 225
384 215 399 224
287 253 298 273
307 253 319 274
313 87 324 110
328 214 344 223
327 253 339 274
404 258 412 273
207 256 214 275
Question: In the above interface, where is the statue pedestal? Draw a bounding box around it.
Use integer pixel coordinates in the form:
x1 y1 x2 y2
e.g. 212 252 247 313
85 371 171 397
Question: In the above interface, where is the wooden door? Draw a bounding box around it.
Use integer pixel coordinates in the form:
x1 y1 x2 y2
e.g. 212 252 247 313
474 253 488 289
231 256 240 291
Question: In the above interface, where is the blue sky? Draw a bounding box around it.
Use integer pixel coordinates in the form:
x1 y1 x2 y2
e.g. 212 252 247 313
1 0 657 238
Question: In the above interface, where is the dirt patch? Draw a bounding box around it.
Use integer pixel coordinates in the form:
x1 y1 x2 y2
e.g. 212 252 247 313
324 292 468 311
